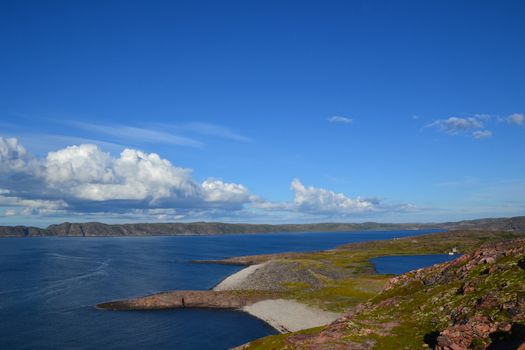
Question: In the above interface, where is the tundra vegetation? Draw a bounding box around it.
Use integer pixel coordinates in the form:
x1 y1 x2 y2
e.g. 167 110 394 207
230 230 525 349
97 229 525 349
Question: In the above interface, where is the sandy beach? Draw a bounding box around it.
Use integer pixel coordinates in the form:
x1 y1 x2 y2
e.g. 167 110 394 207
214 263 341 333
243 299 340 333
213 263 267 291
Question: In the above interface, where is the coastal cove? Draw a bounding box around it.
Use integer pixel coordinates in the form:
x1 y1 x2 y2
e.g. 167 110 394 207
0 230 439 350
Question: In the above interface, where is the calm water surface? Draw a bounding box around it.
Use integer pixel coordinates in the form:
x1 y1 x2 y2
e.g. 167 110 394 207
0 230 441 350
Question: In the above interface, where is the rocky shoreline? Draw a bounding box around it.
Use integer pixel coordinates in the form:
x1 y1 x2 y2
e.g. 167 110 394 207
96 290 271 310
96 230 525 349
97 263 342 333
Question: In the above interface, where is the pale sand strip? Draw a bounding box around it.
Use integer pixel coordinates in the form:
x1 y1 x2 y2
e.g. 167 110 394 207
243 299 341 333
213 263 266 291
213 263 341 332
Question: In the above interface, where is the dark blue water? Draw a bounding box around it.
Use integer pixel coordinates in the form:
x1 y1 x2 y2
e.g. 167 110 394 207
371 254 459 275
0 230 441 350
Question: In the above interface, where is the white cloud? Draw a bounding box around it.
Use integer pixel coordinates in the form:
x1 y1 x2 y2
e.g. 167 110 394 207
70 122 203 147
45 144 115 185
68 121 253 147
290 179 375 214
2 208 17 216
472 130 492 139
253 179 414 217
426 117 483 134
201 179 251 203
507 113 524 125
0 194 67 217
180 122 252 142
425 113 523 140
0 136 416 221
328 116 353 124
0 137 253 218
53 147 199 202
0 137 35 173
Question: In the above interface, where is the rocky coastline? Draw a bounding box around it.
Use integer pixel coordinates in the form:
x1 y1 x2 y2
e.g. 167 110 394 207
97 290 271 310
96 230 525 349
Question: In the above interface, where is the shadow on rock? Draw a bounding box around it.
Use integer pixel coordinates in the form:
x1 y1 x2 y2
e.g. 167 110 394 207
487 323 525 350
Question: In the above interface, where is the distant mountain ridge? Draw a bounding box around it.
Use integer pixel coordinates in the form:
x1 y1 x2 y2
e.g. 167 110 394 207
0 216 524 237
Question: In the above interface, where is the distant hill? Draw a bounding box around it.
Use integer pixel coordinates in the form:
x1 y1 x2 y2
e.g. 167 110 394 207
0 216 524 237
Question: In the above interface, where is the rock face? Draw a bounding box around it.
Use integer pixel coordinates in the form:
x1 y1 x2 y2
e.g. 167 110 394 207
431 239 525 350
1 216 525 237
246 238 525 349
0 225 47 237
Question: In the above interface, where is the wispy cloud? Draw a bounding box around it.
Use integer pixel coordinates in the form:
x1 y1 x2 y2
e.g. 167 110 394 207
424 113 523 140
176 122 252 142
16 134 127 156
433 176 479 188
472 130 492 139
507 113 524 125
426 117 483 134
328 116 353 124
70 122 203 147
66 120 253 148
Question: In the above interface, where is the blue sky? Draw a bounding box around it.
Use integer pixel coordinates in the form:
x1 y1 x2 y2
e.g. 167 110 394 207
1 0 524 226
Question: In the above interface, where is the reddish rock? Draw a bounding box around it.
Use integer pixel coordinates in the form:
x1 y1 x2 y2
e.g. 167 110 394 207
96 290 273 310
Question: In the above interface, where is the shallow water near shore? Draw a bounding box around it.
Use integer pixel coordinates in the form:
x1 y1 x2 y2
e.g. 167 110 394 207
0 230 441 349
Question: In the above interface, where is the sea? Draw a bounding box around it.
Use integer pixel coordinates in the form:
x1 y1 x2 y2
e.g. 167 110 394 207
0 229 454 350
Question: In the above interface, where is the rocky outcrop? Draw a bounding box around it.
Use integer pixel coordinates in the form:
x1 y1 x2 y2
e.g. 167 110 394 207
2 216 525 237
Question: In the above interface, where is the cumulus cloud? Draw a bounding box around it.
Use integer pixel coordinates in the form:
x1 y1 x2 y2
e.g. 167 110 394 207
44 145 200 202
328 116 353 124
0 136 415 221
290 179 374 214
45 144 115 185
0 137 36 173
253 179 414 217
472 130 492 139
201 179 251 204
0 137 252 218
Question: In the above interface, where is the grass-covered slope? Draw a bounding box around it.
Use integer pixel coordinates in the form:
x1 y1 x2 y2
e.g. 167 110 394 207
240 235 525 349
